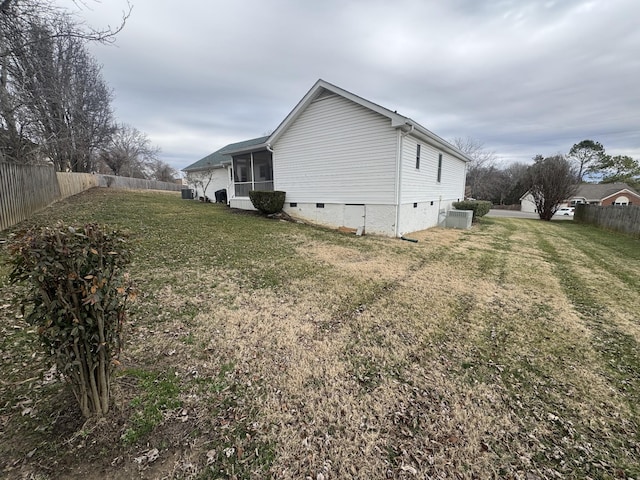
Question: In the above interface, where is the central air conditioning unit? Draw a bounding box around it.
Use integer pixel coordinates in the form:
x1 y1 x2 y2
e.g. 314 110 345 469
446 210 473 229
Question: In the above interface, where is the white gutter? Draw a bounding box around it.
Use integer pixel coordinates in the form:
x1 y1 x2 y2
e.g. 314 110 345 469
408 122 472 163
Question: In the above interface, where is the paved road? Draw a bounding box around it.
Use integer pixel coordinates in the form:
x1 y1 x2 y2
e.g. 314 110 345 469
486 209 574 220
486 209 539 219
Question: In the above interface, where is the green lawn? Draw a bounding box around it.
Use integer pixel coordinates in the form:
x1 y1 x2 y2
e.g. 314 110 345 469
1 189 639 479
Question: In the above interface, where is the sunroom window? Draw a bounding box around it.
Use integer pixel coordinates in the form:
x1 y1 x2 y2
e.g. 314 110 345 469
232 149 273 197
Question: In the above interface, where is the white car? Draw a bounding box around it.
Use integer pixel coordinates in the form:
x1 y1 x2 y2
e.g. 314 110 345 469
556 207 575 216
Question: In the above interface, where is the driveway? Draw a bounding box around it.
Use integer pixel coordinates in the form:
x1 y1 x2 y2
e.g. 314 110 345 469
486 209 574 221
486 209 539 219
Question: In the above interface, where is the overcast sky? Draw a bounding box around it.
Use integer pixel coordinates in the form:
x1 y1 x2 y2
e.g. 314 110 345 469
77 0 640 172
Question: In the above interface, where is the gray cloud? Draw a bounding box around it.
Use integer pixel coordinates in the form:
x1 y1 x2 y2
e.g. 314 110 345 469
79 0 640 170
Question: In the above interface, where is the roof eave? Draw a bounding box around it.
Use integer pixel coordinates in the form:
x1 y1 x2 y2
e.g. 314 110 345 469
406 121 473 163
221 143 269 156
182 164 226 173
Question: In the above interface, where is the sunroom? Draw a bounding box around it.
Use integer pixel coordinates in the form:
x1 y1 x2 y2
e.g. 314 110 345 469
231 149 274 198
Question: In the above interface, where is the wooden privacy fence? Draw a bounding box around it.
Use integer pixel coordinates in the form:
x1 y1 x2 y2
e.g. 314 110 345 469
1 162 182 232
57 172 98 198
574 204 640 238
95 175 182 192
0 163 61 231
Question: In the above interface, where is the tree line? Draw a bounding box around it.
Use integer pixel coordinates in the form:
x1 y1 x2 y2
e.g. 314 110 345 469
458 137 640 216
0 0 177 182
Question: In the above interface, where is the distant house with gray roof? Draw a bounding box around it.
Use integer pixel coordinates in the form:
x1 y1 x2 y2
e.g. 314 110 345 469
521 182 640 213
567 183 640 206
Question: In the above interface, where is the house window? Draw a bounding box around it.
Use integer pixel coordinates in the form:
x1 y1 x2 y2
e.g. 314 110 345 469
416 144 421 169
437 154 443 182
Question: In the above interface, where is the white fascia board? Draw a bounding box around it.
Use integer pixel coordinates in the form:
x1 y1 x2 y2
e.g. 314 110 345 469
406 122 473 163
266 78 472 164
601 189 634 200
319 80 408 126
220 143 269 156
182 164 225 173
268 79 409 145
267 79 325 145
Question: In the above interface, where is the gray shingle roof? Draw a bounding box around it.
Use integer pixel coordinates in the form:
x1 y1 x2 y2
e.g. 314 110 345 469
572 182 639 201
182 136 269 172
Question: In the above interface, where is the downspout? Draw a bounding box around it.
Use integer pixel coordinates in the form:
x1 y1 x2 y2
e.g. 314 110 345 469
227 163 233 203
394 123 414 237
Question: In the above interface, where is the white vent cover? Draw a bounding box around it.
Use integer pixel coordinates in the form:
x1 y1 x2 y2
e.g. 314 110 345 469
446 210 473 229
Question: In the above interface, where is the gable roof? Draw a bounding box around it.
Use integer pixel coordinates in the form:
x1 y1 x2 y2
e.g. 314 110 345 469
267 79 472 163
184 79 472 171
182 136 269 172
572 182 640 201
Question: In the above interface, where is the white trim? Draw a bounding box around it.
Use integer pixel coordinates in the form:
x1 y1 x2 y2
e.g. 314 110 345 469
267 79 472 164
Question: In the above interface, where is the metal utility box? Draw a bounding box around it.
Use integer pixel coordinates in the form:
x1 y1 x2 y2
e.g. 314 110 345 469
181 188 194 199
446 210 473 229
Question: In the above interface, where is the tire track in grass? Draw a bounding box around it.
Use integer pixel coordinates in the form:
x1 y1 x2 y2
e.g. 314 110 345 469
454 218 516 285
535 234 640 417
338 240 470 392
561 224 640 293
471 222 640 477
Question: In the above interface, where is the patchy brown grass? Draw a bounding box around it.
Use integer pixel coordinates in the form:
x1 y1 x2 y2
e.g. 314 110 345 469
1 190 639 479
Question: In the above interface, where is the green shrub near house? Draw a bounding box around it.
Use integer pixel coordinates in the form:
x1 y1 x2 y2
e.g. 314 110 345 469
249 190 286 214
452 200 492 220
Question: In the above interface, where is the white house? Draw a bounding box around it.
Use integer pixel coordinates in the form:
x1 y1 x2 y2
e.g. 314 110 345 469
183 79 471 236
182 137 268 201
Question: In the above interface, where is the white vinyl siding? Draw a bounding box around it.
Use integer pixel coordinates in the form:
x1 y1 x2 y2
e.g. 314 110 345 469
400 135 465 203
272 94 398 204
187 168 229 201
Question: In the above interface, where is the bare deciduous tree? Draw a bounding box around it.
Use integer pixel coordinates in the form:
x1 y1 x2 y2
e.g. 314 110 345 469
186 169 216 201
452 136 498 200
1 0 130 49
151 159 178 183
5 18 115 171
0 0 129 164
99 123 160 178
499 161 530 204
525 155 578 221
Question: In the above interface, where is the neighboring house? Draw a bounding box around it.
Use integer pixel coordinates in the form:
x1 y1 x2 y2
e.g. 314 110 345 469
568 183 640 206
520 183 640 213
183 79 471 236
